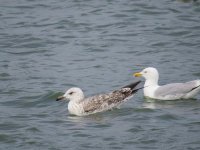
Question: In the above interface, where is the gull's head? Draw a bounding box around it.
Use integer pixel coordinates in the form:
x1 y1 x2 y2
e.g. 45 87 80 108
56 87 84 102
133 67 159 82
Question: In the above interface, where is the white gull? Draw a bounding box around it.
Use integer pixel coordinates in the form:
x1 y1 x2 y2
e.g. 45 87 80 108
134 67 200 100
56 81 141 116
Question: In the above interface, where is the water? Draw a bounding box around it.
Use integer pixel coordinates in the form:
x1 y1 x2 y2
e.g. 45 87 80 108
0 0 200 149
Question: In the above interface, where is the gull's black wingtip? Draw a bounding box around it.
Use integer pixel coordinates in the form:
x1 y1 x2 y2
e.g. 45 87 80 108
123 80 141 90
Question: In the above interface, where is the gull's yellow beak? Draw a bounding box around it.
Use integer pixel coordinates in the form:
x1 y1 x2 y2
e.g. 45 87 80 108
133 72 142 77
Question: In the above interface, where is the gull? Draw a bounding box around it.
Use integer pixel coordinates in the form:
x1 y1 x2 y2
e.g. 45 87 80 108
133 67 200 100
56 81 141 116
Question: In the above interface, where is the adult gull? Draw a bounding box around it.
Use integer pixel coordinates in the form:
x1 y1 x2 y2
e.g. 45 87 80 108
56 81 141 116
133 67 200 100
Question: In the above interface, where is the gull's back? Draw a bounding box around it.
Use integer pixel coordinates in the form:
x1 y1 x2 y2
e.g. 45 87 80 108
154 80 200 99
80 88 134 114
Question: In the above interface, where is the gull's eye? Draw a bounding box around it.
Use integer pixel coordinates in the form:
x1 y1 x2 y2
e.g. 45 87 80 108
69 91 74 95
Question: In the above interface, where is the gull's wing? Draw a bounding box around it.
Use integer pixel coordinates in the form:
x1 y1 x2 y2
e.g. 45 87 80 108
81 81 141 114
155 80 199 97
81 88 133 113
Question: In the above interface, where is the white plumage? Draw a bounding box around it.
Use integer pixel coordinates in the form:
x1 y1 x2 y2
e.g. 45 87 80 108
134 67 200 100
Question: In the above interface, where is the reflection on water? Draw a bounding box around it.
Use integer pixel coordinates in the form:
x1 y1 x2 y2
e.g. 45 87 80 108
67 114 106 124
142 97 198 109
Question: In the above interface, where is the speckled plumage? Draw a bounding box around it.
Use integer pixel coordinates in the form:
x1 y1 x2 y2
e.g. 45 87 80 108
82 88 133 114
57 81 141 116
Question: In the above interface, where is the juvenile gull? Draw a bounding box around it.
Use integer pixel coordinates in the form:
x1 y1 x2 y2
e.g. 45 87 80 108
133 67 200 100
56 81 141 116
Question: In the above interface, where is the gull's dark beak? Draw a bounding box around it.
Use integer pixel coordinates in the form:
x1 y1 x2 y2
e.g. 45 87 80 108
56 95 65 101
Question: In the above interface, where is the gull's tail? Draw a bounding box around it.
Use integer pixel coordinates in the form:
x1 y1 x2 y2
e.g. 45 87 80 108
123 80 142 94
190 80 200 92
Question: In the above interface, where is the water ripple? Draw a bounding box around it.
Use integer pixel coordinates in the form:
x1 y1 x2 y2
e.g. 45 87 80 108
0 0 200 149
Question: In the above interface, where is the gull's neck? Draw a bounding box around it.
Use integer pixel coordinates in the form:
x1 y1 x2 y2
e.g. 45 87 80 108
68 94 85 116
71 94 84 103
143 77 159 98
143 77 160 98
144 78 159 87
68 101 84 116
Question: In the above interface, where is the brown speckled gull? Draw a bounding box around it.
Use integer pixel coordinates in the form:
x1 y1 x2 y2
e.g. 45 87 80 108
56 81 141 116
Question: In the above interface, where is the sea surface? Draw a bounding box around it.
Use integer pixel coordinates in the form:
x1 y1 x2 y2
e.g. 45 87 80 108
0 0 200 149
